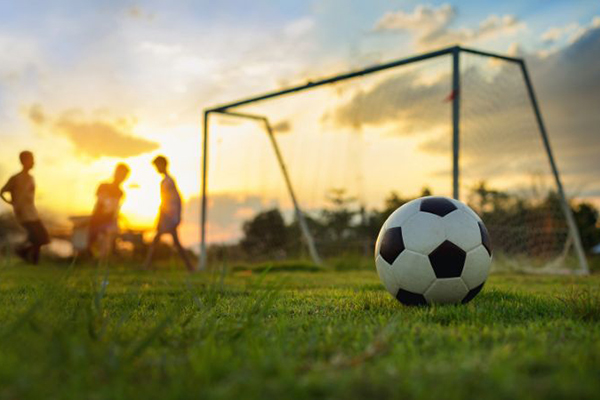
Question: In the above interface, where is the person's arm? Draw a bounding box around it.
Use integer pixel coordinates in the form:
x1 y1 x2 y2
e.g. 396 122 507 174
0 178 13 205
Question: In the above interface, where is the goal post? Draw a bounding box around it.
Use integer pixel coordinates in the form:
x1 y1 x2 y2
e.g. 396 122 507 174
211 109 323 266
199 45 589 274
518 60 589 274
452 47 460 200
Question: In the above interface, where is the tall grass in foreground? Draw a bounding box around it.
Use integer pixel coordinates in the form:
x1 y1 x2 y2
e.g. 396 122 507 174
559 287 600 321
0 260 598 400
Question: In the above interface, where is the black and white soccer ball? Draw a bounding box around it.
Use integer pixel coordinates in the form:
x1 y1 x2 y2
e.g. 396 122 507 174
375 196 492 305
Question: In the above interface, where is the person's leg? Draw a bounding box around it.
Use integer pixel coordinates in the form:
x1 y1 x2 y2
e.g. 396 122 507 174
101 223 119 260
15 242 32 262
30 246 41 265
87 225 98 254
30 220 50 265
99 230 116 261
19 221 41 264
143 232 162 270
170 229 194 271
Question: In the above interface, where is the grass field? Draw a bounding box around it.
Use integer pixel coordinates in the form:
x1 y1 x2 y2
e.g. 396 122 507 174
0 259 599 400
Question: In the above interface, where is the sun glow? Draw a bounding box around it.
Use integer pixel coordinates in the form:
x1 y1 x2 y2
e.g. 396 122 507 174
118 160 163 230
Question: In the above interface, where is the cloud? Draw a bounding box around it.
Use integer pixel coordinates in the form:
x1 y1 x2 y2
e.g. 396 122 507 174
530 25 600 188
374 4 524 49
138 41 183 56
184 194 279 243
0 34 43 84
539 16 600 59
330 70 450 132
55 117 159 159
541 23 580 44
329 25 600 196
332 62 547 181
284 17 316 38
374 4 455 39
27 105 159 159
27 104 46 125
126 5 155 21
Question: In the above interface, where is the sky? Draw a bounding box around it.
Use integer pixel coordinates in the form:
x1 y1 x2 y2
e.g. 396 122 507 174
0 0 599 247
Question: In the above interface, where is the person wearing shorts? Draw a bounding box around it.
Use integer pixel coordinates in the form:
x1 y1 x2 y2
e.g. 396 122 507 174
143 156 193 271
0 151 49 264
87 163 130 257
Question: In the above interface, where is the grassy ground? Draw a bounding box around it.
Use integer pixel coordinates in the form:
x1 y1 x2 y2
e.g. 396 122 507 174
0 259 599 400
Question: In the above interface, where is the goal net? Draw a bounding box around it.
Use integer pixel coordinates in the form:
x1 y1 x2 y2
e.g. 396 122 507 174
201 47 587 274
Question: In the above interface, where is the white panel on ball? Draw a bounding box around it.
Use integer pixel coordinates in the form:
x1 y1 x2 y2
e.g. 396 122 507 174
375 255 400 295
391 250 436 294
424 278 469 304
385 200 421 229
442 209 482 252
461 245 492 289
402 212 446 254
459 203 483 223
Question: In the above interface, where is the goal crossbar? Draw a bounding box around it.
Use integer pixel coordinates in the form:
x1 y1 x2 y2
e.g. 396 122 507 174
207 46 522 113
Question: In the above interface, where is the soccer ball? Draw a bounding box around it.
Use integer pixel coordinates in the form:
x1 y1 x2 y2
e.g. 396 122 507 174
375 196 492 305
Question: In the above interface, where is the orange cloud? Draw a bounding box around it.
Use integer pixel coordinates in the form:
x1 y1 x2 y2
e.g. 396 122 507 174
27 105 159 159
27 104 46 125
126 5 155 21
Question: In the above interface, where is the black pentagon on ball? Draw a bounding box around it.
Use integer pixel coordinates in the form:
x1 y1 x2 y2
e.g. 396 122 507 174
462 282 485 304
396 288 428 306
420 197 457 217
428 240 467 278
379 226 405 264
478 222 492 256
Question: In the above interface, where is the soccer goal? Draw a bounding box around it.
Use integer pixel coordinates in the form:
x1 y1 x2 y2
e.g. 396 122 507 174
200 46 589 275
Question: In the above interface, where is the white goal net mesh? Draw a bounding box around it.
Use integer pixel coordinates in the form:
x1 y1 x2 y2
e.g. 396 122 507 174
204 52 579 272
460 53 575 272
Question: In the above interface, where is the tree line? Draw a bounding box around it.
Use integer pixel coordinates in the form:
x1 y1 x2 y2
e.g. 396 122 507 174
217 183 600 263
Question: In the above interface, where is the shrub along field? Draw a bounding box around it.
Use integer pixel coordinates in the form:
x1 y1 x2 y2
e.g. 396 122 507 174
0 259 598 400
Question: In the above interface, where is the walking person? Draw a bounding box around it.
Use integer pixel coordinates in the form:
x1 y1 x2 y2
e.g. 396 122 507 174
87 163 130 258
143 156 193 271
0 151 50 264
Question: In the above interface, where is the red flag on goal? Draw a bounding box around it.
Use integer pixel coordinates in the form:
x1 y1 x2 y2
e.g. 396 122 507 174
445 89 459 102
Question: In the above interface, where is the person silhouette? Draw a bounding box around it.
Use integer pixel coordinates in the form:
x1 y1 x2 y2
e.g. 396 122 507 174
143 156 193 271
0 151 49 264
87 163 130 258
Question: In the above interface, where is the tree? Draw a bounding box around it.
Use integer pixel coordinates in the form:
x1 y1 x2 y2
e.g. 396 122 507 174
420 187 432 197
469 181 512 214
573 202 600 251
379 191 409 223
321 189 358 242
286 212 325 257
240 209 288 258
